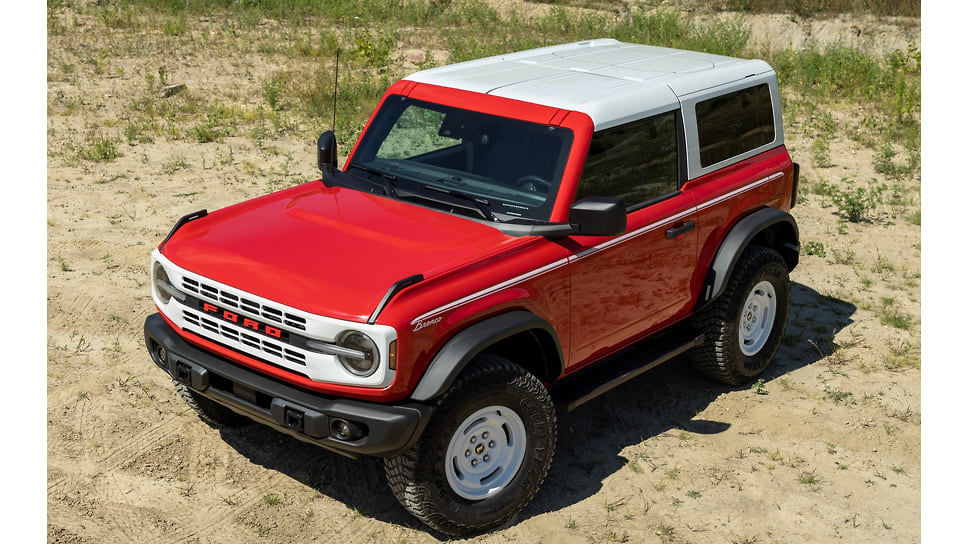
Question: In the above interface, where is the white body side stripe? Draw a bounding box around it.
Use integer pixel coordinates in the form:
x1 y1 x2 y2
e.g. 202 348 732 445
409 172 783 326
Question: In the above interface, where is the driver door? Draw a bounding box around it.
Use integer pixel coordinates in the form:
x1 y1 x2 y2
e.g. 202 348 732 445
566 110 699 367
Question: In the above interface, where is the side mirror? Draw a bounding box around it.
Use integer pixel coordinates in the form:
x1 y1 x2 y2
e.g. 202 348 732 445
568 197 626 236
526 196 626 238
317 131 338 174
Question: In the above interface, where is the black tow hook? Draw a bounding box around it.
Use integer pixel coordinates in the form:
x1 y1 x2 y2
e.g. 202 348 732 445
175 363 192 385
284 408 305 432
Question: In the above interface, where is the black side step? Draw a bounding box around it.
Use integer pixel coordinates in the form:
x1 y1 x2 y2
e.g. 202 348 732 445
550 328 704 412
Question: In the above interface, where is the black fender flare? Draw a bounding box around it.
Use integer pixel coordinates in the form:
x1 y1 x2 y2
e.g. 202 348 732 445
697 207 799 311
409 310 563 402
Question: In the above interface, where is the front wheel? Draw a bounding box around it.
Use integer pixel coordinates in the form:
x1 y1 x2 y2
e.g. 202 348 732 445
384 355 556 536
691 245 790 385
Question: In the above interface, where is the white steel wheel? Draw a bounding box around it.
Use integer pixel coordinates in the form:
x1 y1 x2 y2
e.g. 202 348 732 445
444 405 528 500
689 245 790 385
383 355 556 536
739 280 777 356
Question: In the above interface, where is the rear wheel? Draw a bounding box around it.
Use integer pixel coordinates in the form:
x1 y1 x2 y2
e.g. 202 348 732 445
384 354 556 536
174 381 250 428
691 245 790 385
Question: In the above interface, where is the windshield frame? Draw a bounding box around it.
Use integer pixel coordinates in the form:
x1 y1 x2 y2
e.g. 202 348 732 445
345 94 575 223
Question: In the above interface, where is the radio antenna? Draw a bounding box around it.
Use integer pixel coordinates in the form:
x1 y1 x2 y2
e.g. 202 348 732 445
332 48 340 131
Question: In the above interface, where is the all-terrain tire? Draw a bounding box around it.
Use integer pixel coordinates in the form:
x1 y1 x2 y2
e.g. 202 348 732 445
384 354 556 536
690 245 790 385
174 381 251 428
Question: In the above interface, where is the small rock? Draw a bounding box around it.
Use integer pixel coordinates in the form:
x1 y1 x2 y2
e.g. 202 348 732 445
406 50 427 64
161 84 186 98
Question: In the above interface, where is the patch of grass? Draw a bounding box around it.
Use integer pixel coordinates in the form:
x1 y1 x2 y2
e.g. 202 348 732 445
874 143 919 179
354 28 397 67
797 469 822 486
907 208 920 226
79 135 122 163
830 179 885 223
884 338 920 370
161 14 188 36
824 386 853 404
657 523 676 541
605 495 630 512
124 119 155 144
161 158 189 175
871 252 896 275
750 378 768 395
829 247 855 265
818 375 854 404
803 241 826 258
262 77 285 112
769 42 920 158
262 493 283 506
808 112 835 168
877 297 912 330
99 4 139 29
712 0 919 17
192 109 234 143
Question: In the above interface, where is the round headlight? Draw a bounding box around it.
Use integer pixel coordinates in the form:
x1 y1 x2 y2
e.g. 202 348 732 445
153 262 173 304
336 331 380 377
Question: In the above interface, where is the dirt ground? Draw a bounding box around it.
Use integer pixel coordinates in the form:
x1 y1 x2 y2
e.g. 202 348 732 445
45 3 922 543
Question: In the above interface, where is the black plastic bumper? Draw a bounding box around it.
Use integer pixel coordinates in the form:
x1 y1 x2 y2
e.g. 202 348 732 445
144 313 432 458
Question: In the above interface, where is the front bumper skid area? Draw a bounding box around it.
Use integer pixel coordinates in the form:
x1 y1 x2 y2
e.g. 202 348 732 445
144 313 431 458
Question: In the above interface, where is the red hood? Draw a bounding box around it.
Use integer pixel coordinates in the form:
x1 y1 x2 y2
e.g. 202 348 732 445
161 182 523 321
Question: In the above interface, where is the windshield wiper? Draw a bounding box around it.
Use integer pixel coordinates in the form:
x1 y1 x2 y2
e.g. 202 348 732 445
423 184 496 222
348 162 399 198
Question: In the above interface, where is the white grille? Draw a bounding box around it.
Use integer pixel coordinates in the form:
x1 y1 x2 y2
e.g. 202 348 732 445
181 276 308 331
153 249 397 388
183 309 307 366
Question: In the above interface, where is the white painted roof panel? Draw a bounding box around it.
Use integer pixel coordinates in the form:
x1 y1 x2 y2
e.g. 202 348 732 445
404 39 775 130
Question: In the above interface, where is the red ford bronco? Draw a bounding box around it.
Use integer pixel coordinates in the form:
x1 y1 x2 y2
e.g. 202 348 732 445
144 39 799 535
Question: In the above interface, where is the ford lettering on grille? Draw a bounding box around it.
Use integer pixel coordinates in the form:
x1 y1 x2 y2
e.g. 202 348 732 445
200 301 289 341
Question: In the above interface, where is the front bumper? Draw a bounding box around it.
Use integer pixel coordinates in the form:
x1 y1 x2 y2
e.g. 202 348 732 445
144 313 431 458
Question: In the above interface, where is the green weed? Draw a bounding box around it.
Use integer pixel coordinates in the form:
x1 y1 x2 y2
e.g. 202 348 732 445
797 469 822 486
262 493 282 506
79 135 122 162
714 0 918 17
878 298 912 330
830 179 884 223
750 378 768 395
803 241 826 258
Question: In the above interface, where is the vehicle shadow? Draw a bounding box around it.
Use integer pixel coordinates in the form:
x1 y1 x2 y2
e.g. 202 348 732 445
215 281 855 536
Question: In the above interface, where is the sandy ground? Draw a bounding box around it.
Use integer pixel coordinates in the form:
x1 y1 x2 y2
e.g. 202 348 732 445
45 3 922 543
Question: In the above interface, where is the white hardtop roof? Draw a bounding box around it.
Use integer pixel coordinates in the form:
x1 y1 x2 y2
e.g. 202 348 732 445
404 39 774 130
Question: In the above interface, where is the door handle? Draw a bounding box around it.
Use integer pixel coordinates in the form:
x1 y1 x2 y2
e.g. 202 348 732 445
666 220 695 239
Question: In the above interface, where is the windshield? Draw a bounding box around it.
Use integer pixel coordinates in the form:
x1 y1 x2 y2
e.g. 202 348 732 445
349 95 573 222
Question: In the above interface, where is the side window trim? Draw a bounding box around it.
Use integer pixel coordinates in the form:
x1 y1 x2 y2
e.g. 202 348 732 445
679 72 784 180
627 190 682 214
577 108 684 212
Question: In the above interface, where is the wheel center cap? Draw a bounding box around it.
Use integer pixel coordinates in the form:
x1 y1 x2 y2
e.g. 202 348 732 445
475 443 485 455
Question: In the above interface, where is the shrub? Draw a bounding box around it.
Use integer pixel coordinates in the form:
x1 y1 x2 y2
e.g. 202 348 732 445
830 179 884 223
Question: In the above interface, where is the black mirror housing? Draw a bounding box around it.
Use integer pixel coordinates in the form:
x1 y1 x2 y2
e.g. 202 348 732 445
569 197 626 236
317 131 338 174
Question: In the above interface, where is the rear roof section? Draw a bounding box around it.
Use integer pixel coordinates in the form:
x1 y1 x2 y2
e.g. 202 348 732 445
404 39 774 130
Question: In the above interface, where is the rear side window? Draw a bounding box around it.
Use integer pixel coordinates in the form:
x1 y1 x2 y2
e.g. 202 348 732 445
695 83 775 167
576 110 679 209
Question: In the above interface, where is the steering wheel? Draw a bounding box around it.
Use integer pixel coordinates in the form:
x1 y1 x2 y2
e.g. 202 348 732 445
515 175 551 194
